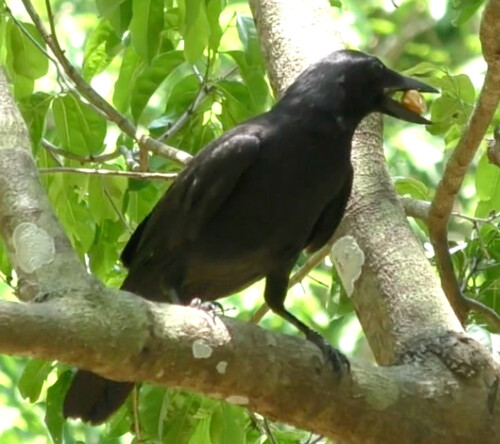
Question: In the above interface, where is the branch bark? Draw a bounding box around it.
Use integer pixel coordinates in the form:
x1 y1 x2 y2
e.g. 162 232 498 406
0 296 498 444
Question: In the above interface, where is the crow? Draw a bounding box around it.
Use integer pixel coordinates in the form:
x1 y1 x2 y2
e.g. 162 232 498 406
63 49 437 423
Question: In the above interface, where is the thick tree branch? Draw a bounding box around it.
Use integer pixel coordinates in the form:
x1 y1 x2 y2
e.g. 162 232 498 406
0 296 498 444
428 0 500 323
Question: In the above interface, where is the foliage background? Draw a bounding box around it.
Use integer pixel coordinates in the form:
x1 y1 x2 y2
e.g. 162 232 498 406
0 0 497 442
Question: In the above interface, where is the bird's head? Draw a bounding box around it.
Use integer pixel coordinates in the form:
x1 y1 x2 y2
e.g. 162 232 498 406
279 49 438 126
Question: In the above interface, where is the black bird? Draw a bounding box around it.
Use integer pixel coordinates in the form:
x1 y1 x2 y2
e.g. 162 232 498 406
63 50 437 423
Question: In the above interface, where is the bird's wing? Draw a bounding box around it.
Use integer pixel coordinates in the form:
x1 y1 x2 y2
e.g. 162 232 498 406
121 132 261 267
305 169 353 253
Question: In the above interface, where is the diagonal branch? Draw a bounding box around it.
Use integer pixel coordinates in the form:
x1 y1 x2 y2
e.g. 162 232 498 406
428 0 500 324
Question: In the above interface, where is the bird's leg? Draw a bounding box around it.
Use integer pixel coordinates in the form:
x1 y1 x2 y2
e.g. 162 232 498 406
189 297 225 317
264 273 350 375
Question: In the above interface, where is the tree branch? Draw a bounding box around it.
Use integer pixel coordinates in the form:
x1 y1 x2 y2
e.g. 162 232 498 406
38 167 177 181
0 296 498 444
428 0 500 323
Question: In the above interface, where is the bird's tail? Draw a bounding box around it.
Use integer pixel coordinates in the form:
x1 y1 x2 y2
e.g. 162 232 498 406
63 276 141 424
63 369 134 424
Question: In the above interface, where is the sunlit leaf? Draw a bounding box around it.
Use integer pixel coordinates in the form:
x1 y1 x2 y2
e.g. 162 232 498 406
45 371 73 444
52 93 107 156
83 18 122 80
182 0 210 63
97 0 133 34
130 0 164 63
9 22 48 79
130 50 185 121
18 360 53 403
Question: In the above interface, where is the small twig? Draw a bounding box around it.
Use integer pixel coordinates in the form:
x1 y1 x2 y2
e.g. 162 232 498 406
138 144 148 172
262 418 278 444
38 167 177 180
466 297 500 331
103 187 132 232
400 197 500 225
248 412 277 444
160 55 214 142
160 84 214 141
132 385 141 441
41 139 122 163
138 135 192 165
119 146 140 171
44 0 60 52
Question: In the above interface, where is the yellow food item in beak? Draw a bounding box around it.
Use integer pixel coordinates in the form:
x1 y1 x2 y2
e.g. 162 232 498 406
401 90 426 115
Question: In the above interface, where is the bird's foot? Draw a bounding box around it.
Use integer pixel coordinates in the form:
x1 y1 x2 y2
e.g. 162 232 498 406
306 329 350 376
189 298 224 319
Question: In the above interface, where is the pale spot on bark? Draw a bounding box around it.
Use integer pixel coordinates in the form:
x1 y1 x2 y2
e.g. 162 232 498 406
12 222 55 273
216 361 228 374
226 395 249 405
331 235 365 296
192 339 213 359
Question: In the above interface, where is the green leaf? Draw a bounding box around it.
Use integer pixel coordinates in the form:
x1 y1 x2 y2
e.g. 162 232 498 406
130 0 164 63
188 417 212 444
207 0 225 52
88 220 125 281
210 403 246 444
83 18 122 80
217 79 255 125
52 93 107 156
10 22 48 79
45 371 73 444
97 0 133 35
402 62 438 77
113 45 142 112
105 400 133 438
0 236 12 278
18 92 53 147
236 15 261 67
394 176 430 200
225 51 270 113
18 359 53 403
88 169 128 222
130 50 185 121
475 153 500 218
161 391 205 444
182 0 210 63
451 0 486 25
428 74 475 136
126 184 164 225
49 173 96 255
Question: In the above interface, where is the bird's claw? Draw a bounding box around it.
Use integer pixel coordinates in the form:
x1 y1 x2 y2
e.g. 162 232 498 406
306 330 350 376
189 298 224 319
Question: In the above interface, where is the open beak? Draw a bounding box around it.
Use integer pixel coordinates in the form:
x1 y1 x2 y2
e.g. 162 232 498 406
379 69 439 124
